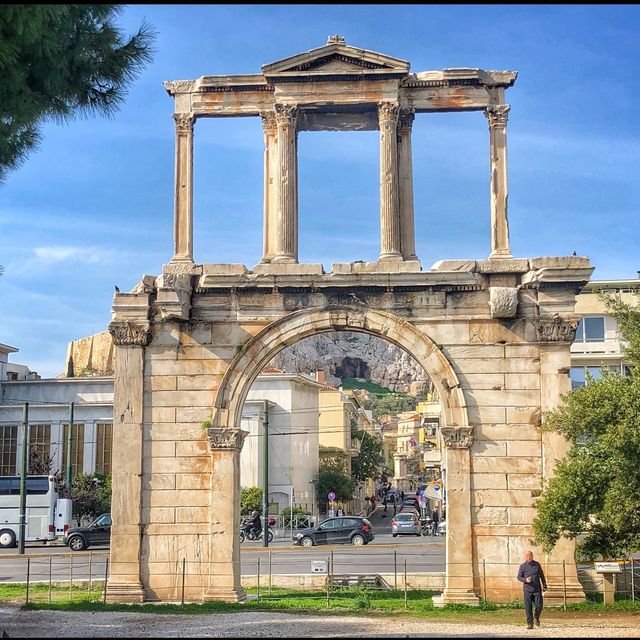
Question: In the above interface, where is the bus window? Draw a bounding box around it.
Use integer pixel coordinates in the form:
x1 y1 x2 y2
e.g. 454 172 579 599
26 477 50 495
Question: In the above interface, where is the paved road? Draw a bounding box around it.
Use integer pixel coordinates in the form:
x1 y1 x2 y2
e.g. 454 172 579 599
0 507 446 582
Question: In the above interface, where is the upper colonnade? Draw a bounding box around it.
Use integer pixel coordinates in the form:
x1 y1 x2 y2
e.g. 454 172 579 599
164 36 518 268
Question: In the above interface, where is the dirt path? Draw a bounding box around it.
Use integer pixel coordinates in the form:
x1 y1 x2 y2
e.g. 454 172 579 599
2 606 639 637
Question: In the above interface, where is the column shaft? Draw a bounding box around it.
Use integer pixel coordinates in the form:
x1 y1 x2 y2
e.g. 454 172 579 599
273 105 298 264
260 112 277 262
378 103 402 261
172 113 195 263
398 108 417 261
485 105 512 259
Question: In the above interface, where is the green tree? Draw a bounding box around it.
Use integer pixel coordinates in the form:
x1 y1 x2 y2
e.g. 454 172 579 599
351 431 383 482
0 5 155 182
319 445 349 474
405 448 423 479
67 472 111 522
365 393 416 420
533 294 640 559
240 487 263 515
314 469 356 514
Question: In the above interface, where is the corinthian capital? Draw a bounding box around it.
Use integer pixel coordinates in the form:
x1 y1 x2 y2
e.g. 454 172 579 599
108 321 151 347
378 102 400 124
260 110 277 132
533 315 579 342
440 426 474 449
173 112 195 134
398 107 415 130
207 428 248 452
274 104 298 126
484 104 511 129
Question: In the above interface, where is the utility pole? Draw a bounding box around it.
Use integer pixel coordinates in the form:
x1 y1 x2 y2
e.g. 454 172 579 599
18 402 29 555
262 400 269 548
65 401 74 487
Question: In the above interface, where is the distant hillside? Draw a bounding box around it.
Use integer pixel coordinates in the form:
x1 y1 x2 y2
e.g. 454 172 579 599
272 331 430 395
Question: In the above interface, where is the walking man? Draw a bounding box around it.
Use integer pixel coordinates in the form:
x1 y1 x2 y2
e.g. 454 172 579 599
517 550 548 629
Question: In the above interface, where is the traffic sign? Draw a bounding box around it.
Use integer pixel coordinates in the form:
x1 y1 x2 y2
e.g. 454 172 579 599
327 491 336 501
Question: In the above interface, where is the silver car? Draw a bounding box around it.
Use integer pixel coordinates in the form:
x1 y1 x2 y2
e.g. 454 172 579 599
391 512 421 537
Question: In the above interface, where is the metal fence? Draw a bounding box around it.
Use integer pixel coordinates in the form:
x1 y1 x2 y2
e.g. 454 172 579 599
5 552 639 608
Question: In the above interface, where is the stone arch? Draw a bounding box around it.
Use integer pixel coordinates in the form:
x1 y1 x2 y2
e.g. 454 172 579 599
212 305 469 431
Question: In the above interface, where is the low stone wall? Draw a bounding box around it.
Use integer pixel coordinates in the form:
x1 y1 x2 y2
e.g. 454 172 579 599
241 572 446 591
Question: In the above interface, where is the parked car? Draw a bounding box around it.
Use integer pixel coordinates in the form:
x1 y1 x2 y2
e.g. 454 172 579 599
391 512 421 537
64 513 111 551
293 516 374 547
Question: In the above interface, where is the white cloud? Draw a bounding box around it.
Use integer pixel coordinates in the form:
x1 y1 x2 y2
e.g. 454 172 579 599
29 245 117 267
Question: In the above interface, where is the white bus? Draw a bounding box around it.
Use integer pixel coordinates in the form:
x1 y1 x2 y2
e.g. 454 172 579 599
0 475 60 548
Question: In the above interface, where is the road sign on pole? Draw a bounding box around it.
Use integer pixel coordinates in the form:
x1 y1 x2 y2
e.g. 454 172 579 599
327 491 336 501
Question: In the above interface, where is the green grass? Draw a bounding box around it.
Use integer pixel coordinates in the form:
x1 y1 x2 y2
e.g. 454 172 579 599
5 584 640 619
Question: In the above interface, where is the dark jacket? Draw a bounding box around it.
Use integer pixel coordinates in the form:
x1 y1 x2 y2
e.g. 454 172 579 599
517 560 548 593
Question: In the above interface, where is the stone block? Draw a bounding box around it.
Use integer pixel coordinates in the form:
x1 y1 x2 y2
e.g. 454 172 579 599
473 489 534 507
145 424 204 441
472 441 507 457
146 474 176 490
477 258 529 273
175 440 209 456
175 407 212 423
529 256 591 270
143 507 176 524
507 440 541 457
176 474 210 490
147 456 210 474
473 506 508 525
147 376 178 392
252 263 324 275
508 507 537 525
468 321 526 345
466 388 540 407
175 507 211 523
473 457 542 474
177 375 218 391
145 441 176 458
471 474 507 490
457 373 505 390
467 405 507 424
504 373 540 390
489 287 518 318
476 424 539 442
145 346 179 361
149 407 176 423
146 490 210 508
144 389 215 408
475 534 509 564
506 406 541 426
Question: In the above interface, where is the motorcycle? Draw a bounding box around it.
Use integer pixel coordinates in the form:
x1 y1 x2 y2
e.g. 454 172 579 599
239 518 274 543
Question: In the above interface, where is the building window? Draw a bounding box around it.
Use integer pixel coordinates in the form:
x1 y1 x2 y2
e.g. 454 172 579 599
29 424 51 474
570 364 625 389
95 423 112 475
0 425 17 476
62 423 84 479
575 317 605 342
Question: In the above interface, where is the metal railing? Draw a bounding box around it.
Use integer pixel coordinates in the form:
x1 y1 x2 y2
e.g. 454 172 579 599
4 552 639 608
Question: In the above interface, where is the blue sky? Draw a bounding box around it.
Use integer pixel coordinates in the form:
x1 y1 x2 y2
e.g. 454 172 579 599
1 4 639 377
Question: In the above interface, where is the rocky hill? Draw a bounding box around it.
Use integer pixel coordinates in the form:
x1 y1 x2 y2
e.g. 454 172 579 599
272 331 430 395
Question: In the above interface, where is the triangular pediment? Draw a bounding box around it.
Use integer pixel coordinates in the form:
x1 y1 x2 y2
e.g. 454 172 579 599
262 38 410 78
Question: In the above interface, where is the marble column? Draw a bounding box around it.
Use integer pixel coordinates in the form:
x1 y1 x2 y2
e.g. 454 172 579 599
397 108 418 261
105 321 151 603
205 428 248 601
260 111 278 263
378 102 402 261
272 104 298 264
484 105 512 259
171 112 196 263
433 426 480 607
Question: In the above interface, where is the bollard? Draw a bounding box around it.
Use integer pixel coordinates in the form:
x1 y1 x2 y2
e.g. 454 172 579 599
103 557 109 605
394 549 397 591
89 551 93 594
269 550 272 596
404 558 408 609
632 557 636 602
257 557 261 601
26 557 31 605
49 555 52 604
181 558 186 606
482 559 487 603
562 560 567 610
330 549 334 578
69 553 74 600
326 555 330 608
